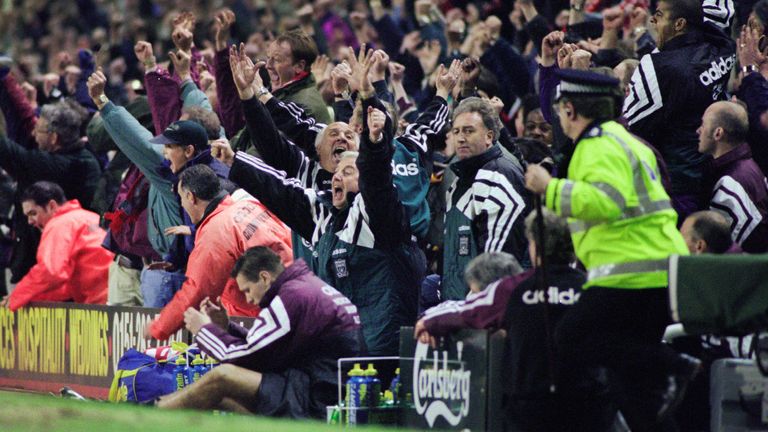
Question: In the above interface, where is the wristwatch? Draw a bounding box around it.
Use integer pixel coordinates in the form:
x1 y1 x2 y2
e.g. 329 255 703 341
256 86 270 98
97 94 109 109
742 64 758 75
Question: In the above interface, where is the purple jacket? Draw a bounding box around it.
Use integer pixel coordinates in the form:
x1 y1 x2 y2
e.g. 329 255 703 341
703 143 768 253
195 259 365 372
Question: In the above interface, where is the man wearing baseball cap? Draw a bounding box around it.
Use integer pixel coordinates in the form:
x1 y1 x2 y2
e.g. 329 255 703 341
525 68 698 430
87 70 229 310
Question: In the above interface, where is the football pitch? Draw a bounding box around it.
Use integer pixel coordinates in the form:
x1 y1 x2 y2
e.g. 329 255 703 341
0 391 409 432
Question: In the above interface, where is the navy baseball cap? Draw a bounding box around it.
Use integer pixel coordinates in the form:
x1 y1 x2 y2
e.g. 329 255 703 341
554 69 620 101
149 120 208 151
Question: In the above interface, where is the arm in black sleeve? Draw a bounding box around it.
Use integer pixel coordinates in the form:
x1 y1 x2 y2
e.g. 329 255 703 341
356 95 410 249
333 98 355 123
373 80 394 105
397 95 450 155
480 38 531 106
229 151 317 241
523 15 552 58
263 97 325 160
372 14 405 55
0 136 67 182
241 96 309 178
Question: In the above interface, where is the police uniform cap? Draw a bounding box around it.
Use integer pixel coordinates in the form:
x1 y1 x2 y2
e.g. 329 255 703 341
555 68 620 100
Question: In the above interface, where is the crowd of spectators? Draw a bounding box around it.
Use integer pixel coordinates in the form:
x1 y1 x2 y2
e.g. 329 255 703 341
0 0 767 428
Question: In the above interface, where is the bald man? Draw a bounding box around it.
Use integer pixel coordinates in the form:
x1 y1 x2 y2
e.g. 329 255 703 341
697 101 768 253
680 211 741 254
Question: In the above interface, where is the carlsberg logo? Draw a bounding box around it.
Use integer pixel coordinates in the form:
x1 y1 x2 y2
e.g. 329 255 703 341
699 55 735 86
413 341 472 427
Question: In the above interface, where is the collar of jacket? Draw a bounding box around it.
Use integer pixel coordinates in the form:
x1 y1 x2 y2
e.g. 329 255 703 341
710 142 753 174
158 149 230 179
53 199 83 218
272 72 315 98
196 190 229 229
573 119 608 144
662 24 731 52
259 259 311 308
451 145 502 178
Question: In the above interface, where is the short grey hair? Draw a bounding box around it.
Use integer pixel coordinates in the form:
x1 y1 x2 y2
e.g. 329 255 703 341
452 97 501 141
463 252 523 289
39 98 88 150
524 208 575 265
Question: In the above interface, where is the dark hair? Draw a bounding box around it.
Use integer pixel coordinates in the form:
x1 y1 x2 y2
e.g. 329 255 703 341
231 246 285 281
21 181 67 206
755 0 768 32
178 164 221 200
183 106 221 141
689 211 733 253
275 30 318 72
476 66 499 100
520 94 541 121
39 98 89 150
663 0 703 29
524 208 575 264
714 102 749 144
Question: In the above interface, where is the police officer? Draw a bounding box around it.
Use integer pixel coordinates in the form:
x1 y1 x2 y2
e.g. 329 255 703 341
524 69 700 431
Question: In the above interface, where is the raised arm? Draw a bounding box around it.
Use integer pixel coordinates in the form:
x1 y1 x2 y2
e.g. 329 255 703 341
355 49 409 248
230 43 312 177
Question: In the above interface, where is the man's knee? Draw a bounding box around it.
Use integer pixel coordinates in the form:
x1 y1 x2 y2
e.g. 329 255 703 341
207 364 261 391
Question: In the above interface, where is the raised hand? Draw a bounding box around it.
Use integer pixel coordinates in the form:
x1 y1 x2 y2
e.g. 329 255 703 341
602 6 623 31
134 41 156 69
557 43 578 69
541 31 564 67
169 49 191 80
331 62 351 95
171 27 194 53
400 31 422 55
435 59 462 99
571 49 592 70
86 67 107 105
367 106 386 143
211 138 235 166
459 56 481 95
738 25 768 70
348 44 375 97
628 6 649 34
311 54 331 84
388 61 405 84
229 43 265 99
213 8 236 52
172 11 196 32
369 49 389 82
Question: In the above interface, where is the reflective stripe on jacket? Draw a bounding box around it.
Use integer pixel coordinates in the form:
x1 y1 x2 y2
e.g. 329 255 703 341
545 121 689 289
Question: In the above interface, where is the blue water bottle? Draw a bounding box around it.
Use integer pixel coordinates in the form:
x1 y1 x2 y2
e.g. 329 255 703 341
364 364 381 408
390 367 401 405
187 355 205 383
173 356 188 390
345 363 367 424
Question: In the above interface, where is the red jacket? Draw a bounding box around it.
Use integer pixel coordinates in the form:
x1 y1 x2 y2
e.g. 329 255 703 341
150 195 293 340
8 200 112 311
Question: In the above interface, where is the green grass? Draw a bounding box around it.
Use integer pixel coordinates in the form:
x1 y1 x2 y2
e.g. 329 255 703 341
0 391 409 432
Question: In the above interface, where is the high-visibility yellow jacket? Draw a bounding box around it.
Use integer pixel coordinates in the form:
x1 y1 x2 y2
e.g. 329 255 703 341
545 121 689 289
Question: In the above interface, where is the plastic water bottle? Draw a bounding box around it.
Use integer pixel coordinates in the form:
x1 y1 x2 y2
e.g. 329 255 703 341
364 363 381 408
173 356 188 390
187 355 205 383
345 363 367 424
389 367 401 405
